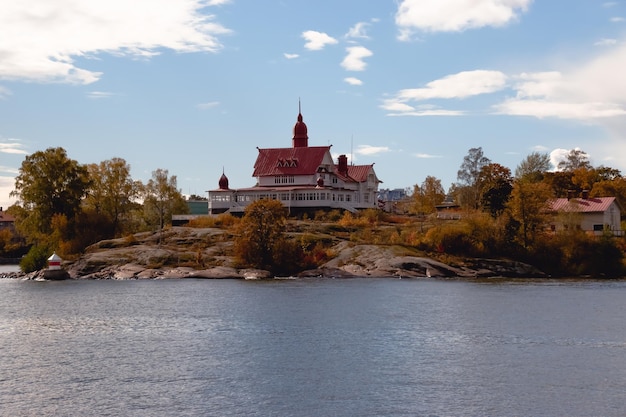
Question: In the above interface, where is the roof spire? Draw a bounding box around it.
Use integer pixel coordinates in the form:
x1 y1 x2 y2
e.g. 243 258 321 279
293 98 308 147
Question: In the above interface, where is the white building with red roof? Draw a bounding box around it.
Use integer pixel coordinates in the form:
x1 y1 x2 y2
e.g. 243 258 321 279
547 191 623 235
208 108 382 215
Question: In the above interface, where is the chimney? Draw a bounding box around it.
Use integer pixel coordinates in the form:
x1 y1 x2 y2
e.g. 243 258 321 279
337 154 348 175
581 190 589 199
567 190 575 200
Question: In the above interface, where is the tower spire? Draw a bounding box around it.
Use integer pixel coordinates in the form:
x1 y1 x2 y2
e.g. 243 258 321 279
292 98 308 148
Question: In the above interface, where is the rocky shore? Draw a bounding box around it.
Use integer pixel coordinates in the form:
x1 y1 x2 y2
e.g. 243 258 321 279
5 226 546 280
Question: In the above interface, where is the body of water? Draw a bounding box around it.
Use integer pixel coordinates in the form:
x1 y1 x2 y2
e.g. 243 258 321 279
1 277 625 416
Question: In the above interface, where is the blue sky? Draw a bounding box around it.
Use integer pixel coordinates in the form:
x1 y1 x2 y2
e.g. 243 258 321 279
2 0 626 208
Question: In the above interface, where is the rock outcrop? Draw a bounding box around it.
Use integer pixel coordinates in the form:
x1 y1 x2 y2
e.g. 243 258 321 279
56 228 544 280
6 226 545 280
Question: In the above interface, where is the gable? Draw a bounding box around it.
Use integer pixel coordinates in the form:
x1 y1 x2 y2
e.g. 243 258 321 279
253 146 331 177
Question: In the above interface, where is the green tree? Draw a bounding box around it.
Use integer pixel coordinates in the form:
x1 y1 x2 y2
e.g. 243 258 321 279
143 169 188 233
543 171 576 198
234 199 290 273
478 163 513 217
11 147 89 241
85 157 141 236
411 176 445 215
515 151 551 182
507 180 553 248
591 176 626 210
456 147 491 210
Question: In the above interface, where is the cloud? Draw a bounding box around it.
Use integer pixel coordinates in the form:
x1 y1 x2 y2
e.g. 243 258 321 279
346 22 371 40
87 91 116 99
611 17 625 22
495 44 626 120
0 0 231 85
595 38 618 46
197 101 220 109
387 108 466 117
399 70 507 100
496 99 626 119
395 0 532 39
344 77 363 86
341 46 373 71
0 141 28 155
548 148 590 171
302 31 338 51
381 70 506 116
414 153 443 158
0 86 11 99
284 53 299 59
355 145 389 155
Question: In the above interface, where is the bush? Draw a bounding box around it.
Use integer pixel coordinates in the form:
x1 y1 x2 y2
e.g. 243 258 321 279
20 244 51 273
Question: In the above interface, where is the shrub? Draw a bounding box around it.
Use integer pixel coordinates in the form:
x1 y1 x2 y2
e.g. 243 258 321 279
20 244 50 273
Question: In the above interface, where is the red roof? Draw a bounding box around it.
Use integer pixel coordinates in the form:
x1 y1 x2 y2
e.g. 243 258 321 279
252 146 331 177
549 197 617 213
346 165 374 182
0 210 15 223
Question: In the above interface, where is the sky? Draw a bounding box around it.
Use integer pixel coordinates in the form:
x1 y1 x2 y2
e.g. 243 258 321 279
2 0 626 208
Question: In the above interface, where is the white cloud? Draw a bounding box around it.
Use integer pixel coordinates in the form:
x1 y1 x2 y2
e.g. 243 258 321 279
496 99 626 119
207 0 231 5
604 2 618 7
302 31 338 51
398 70 507 100
356 145 389 155
346 22 371 40
0 0 231 85
0 175 17 208
284 53 299 59
197 101 220 110
0 142 28 155
87 91 116 99
595 38 618 46
395 0 532 38
381 70 506 116
610 16 625 22
344 77 363 86
414 153 442 158
388 109 466 116
496 43 626 120
0 86 11 99
341 46 373 71
549 148 590 171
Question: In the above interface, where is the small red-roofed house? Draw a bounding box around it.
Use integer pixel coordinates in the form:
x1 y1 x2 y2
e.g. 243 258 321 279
547 191 623 236
208 107 382 215
0 207 16 233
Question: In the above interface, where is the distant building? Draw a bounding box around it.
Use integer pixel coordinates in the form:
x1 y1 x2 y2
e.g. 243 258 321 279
172 200 209 226
0 207 16 232
547 191 623 236
208 108 382 215
378 188 407 202
377 188 408 213
435 196 462 220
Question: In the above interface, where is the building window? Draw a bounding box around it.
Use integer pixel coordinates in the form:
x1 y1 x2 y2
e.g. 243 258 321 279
593 224 604 231
275 175 295 184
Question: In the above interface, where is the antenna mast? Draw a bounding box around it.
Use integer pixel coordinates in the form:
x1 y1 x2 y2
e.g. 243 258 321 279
350 134 353 165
